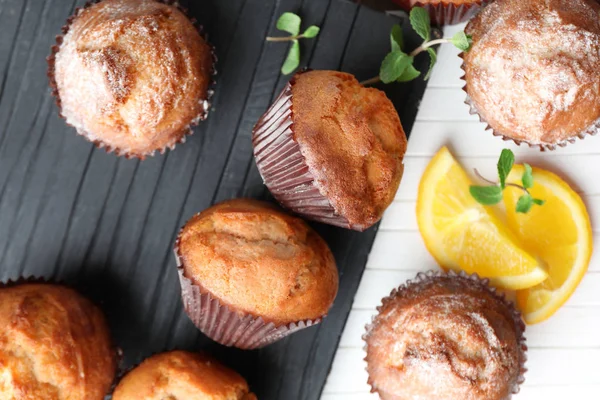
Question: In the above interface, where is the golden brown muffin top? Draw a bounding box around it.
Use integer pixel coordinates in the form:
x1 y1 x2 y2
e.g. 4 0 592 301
290 71 407 231
112 351 256 400
464 0 600 145
53 0 213 157
0 283 116 400
397 0 481 6
365 274 524 400
177 199 339 324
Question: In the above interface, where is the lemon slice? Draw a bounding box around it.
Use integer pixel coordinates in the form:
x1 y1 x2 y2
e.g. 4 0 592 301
417 147 547 290
504 166 593 324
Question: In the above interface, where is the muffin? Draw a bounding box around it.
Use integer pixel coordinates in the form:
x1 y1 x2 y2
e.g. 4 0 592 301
463 0 600 150
48 0 215 158
174 198 339 349
252 70 407 231
364 271 526 400
0 283 116 399
392 0 492 25
112 351 256 400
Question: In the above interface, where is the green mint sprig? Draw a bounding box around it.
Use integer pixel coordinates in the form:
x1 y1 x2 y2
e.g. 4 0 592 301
361 7 472 85
266 12 320 75
469 149 546 214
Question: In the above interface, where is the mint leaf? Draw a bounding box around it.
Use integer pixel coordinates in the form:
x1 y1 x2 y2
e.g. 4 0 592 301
277 12 301 36
281 40 300 75
497 149 515 189
470 186 503 205
303 25 320 38
516 194 534 213
380 51 412 84
410 7 431 42
451 31 472 51
522 163 534 189
396 64 421 82
424 48 437 80
533 198 546 206
390 24 404 52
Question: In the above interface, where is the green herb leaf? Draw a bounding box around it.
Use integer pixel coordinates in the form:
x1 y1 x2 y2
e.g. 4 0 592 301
396 64 421 82
516 194 534 213
277 12 301 36
470 185 503 205
303 25 320 38
281 40 300 75
497 149 515 189
424 48 437 81
533 198 546 206
410 7 431 42
522 163 534 189
451 31 472 51
390 24 404 52
380 51 413 84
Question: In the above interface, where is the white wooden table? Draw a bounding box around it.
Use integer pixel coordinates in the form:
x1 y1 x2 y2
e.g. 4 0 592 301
323 24 600 400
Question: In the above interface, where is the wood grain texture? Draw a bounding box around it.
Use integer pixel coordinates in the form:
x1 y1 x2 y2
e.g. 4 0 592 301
325 24 600 400
0 0 429 398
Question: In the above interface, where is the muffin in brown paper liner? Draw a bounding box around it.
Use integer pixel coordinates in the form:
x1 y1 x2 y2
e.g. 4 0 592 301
393 0 493 25
363 270 527 400
174 239 322 350
111 350 257 400
47 0 217 159
0 276 121 399
460 0 600 151
252 70 407 231
172 199 338 350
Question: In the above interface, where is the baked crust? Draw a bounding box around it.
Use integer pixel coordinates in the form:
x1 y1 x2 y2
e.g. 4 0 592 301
53 0 214 157
395 0 481 6
113 351 256 400
291 71 407 229
365 275 523 400
0 283 116 400
464 0 600 145
178 199 339 324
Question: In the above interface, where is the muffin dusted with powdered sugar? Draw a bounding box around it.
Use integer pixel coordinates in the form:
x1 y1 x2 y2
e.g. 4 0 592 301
462 0 600 149
49 0 215 158
364 271 526 400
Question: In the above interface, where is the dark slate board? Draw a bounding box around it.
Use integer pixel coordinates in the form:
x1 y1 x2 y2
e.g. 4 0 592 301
0 0 429 398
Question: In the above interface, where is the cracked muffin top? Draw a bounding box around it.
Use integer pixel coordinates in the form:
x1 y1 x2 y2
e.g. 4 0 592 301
112 351 256 400
177 199 338 324
364 274 525 400
290 70 407 230
51 0 214 157
0 283 116 400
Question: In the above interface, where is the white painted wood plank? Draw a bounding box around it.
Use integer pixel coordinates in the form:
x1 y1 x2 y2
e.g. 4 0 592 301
406 121 600 157
382 196 600 233
339 306 600 349
324 348 600 395
367 230 600 271
427 24 465 89
321 386 600 400
352 270 600 309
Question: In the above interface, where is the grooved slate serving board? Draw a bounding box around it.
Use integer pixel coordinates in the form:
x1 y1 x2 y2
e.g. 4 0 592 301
0 0 429 398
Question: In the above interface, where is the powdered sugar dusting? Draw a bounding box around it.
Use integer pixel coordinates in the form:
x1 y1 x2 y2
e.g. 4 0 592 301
464 0 600 145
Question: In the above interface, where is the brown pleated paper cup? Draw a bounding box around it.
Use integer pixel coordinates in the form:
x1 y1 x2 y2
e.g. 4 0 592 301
392 0 493 25
252 72 357 230
173 236 322 350
363 270 527 398
47 0 217 159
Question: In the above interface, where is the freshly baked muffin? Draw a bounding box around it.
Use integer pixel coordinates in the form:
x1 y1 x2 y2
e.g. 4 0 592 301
463 0 600 149
112 351 256 400
49 0 215 158
175 198 338 349
392 0 492 25
0 283 116 400
364 272 526 400
253 70 407 231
